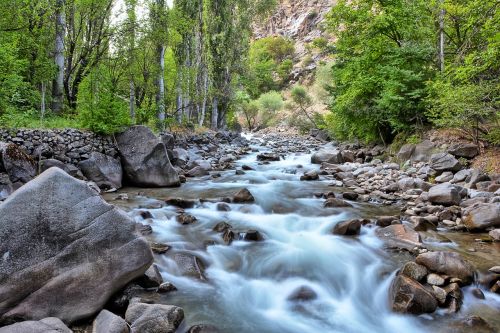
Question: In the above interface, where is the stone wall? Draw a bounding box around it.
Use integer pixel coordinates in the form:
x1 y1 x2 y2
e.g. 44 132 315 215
0 128 118 165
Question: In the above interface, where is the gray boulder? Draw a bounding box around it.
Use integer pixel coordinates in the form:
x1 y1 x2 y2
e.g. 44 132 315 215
430 153 462 173
79 152 123 190
0 317 71 333
311 149 343 165
428 183 461 206
116 126 180 187
93 310 129 333
389 275 438 314
416 251 475 284
412 140 435 162
448 143 479 159
0 168 153 323
464 203 500 231
125 301 184 333
0 142 36 184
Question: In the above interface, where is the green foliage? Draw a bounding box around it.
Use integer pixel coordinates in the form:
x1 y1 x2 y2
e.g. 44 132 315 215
77 67 130 134
256 91 283 127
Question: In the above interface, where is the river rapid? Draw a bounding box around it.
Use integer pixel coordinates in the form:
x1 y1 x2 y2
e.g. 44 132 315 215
106 135 500 333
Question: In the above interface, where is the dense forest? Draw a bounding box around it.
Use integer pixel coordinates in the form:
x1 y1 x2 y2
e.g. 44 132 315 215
0 0 498 145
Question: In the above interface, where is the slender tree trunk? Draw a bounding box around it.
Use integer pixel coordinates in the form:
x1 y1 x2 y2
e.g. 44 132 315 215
199 67 208 127
439 3 445 72
40 82 46 121
52 0 65 114
126 0 137 122
129 80 135 121
156 44 166 130
211 96 218 130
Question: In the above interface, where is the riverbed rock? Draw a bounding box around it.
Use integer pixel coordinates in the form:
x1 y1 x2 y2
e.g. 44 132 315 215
489 229 500 241
125 301 184 333
166 197 196 209
332 219 362 236
187 324 220 333
0 167 153 323
116 126 180 187
375 224 422 250
324 198 352 208
300 170 319 181
430 153 462 173
93 309 129 333
412 141 435 162
257 153 280 162
177 213 197 225
389 275 438 314
172 253 206 280
0 317 72 333
463 203 500 231
400 262 428 282
415 251 475 284
233 188 255 203
448 143 479 159
311 149 343 164
78 152 122 190
428 183 461 206
0 142 36 184
287 286 317 302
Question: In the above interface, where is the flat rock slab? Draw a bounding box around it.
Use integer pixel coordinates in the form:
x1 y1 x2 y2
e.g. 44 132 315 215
0 168 153 324
375 224 422 250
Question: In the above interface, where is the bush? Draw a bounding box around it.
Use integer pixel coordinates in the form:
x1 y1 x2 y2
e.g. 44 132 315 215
256 91 283 127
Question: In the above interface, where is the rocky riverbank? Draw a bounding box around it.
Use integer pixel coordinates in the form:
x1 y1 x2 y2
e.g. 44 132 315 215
0 128 499 332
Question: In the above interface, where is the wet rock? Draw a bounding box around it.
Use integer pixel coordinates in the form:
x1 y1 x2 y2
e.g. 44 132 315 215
415 251 475 284
376 216 399 227
177 213 197 225
400 262 428 282
0 317 72 333
428 183 461 206
300 170 319 181
0 142 36 184
187 324 220 333
489 266 500 274
471 288 485 299
375 224 422 250
166 198 197 209
0 168 153 323
430 153 462 173
93 309 129 333
242 230 264 241
235 170 245 175
39 158 66 173
257 153 280 161
173 253 206 280
463 203 500 231
389 275 438 314
455 316 496 333
311 149 343 164
136 264 163 288
186 166 210 177
137 223 153 235
125 301 184 333
342 192 359 201
332 219 363 236
158 282 177 293
324 198 353 208
216 202 231 211
287 286 317 302
213 222 233 233
116 126 180 187
150 242 170 254
78 152 122 190
233 188 255 203
139 211 153 219
426 273 445 286
448 143 479 159
223 229 236 244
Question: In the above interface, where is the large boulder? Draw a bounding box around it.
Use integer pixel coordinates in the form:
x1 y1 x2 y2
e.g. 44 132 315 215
311 148 343 165
125 301 184 333
116 126 180 187
389 275 438 314
412 140 435 163
0 168 153 323
0 317 71 333
448 143 479 159
78 152 123 190
93 310 129 333
416 251 475 284
463 203 500 231
0 142 36 184
428 183 461 206
430 153 462 173
375 224 422 250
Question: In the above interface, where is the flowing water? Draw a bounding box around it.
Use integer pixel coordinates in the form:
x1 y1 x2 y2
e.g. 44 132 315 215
107 137 500 333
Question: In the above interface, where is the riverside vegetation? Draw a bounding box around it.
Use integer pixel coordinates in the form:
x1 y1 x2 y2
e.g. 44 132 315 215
0 0 499 333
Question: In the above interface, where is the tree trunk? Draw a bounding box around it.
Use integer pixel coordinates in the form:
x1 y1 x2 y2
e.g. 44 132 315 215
211 96 218 130
129 80 135 122
439 3 445 72
52 0 65 114
156 44 166 130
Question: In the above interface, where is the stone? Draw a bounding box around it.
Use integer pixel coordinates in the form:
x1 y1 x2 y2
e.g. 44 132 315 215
488 266 500 274
0 317 72 333
471 288 485 300
448 143 479 159
435 172 454 183
389 275 438 314
456 316 495 333
411 141 435 163
187 324 220 333
0 142 36 183
342 192 359 201
466 170 490 189
430 153 462 173
311 149 343 164
213 222 233 233
125 301 184 333
0 168 153 323
452 169 472 183
242 230 264 241
166 198 197 209
150 242 170 254
324 198 352 208
300 170 319 181
39 158 66 173
416 251 475 284
93 310 129 333
332 219 362 236
136 264 163 288
116 126 180 187
233 188 255 203
376 216 399 227
257 153 280 162
160 133 175 150
287 286 317 302
158 282 177 293
397 144 415 162
426 273 445 286
78 152 123 190
400 262 428 282
172 253 206 280
428 183 461 206
464 203 500 231
177 214 197 225
186 166 210 177
375 224 422 250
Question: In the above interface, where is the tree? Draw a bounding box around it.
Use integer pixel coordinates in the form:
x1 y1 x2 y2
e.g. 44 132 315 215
52 0 65 114
290 85 316 127
256 90 283 127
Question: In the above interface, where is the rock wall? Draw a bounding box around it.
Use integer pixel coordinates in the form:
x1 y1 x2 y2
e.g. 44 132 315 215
0 128 118 165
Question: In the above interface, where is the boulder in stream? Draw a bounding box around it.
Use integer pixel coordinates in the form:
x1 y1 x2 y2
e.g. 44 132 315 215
428 183 461 206
116 126 180 187
125 301 184 333
463 203 500 231
415 251 475 284
233 188 255 203
0 167 153 323
78 152 123 190
92 309 129 333
0 142 36 184
389 275 438 314
0 317 72 333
